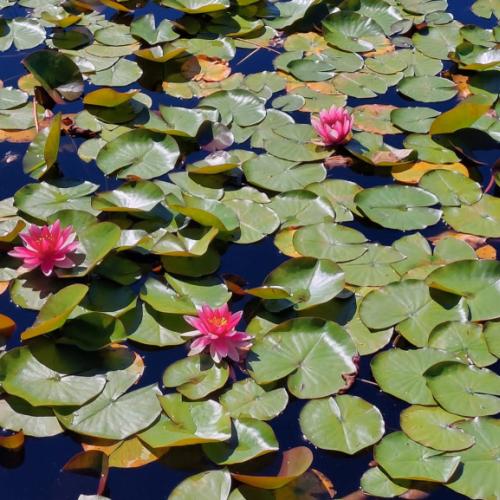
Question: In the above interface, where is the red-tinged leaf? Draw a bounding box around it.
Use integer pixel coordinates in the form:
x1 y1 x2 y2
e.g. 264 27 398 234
0 431 24 450
0 313 16 338
63 450 109 495
232 447 314 489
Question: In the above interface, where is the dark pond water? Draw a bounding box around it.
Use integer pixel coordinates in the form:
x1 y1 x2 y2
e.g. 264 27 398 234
0 1 498 499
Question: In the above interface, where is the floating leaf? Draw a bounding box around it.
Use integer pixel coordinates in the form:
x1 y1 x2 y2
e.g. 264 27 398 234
21 284 89 341
374 431 461 482
428 321 497 367
247 317 357 399
219 379 288 421
355 185 441 231
398 76 457 102
96 130 179 179
426 260 500 321
262 257 344 311
23 50 83 103
169 469 232 500
425 361 500 417
163 355 229 400
0 344 106 407
139 394 231 448
443 195 500 237
446 417 500 499
300 395 385 454
371 348 454 405
202 418 278 465
400 405 475 451
231 447 313 489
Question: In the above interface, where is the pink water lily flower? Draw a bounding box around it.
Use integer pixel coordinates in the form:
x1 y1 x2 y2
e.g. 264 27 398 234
8 220 78 277
183 304 253 363
311 106 353 146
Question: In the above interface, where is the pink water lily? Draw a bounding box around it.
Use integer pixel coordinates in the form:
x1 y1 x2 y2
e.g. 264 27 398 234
183 304 253 363
311 106 353 146
8 220 78 276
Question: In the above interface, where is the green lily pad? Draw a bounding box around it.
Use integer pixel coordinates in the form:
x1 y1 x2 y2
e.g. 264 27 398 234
403 134 460 163
484 322 500 358
425 361 500 417
56 377 161 440
0 344 106 407
268 190 335 229
243 155 326 193
262 257 344 311
139 394 231 447
445 417 500 499
398 76 457 102
400 405 475 451
419 170 482 206
0 396 64 437
223 200 280 244
374 431 461 482
339 245 403 286
443 195 500 237
360 467 410 498
23 50 83 103
219 379 288 421
14 181 98 220
391 107 441 133
90 59 143 87
413 23 463 60
200 90 265 127
322 11 387 52
371 348 455 405
163 355 229 400
360 279 469 346
299 395 385 454
355 185 441 231
293 222 368 263
426 260 500 321
169 469 231 500
20 284 89 341
96 130 179 179
247 317 357 399
122 304 188 347
428 321 497 367
202 418 278 465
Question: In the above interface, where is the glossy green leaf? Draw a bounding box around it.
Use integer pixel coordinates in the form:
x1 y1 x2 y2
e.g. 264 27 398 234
300 395 385 454
247 317 357 399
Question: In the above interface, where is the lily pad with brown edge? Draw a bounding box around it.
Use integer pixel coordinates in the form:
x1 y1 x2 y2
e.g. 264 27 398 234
230 447 313 489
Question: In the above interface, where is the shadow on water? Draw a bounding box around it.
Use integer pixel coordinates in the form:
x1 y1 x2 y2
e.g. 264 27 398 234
0 1 498 499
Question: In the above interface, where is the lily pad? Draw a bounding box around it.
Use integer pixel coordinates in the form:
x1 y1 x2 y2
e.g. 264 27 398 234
400 405 475 451
262 257 344 311
163 355 229 400
425 361 500 417
300 395 385 454
371 348 454 405
219 379 288 421
355 185 441 231
202 418 278 465
139 394 231 447
247 317 357 399
96 130 179 179
374 431 461 482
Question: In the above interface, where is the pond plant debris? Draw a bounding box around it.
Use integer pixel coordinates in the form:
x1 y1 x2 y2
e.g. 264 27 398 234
0 0 499 498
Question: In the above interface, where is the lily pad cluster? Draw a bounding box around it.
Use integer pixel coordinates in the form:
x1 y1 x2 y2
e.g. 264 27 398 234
0 0 499 498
